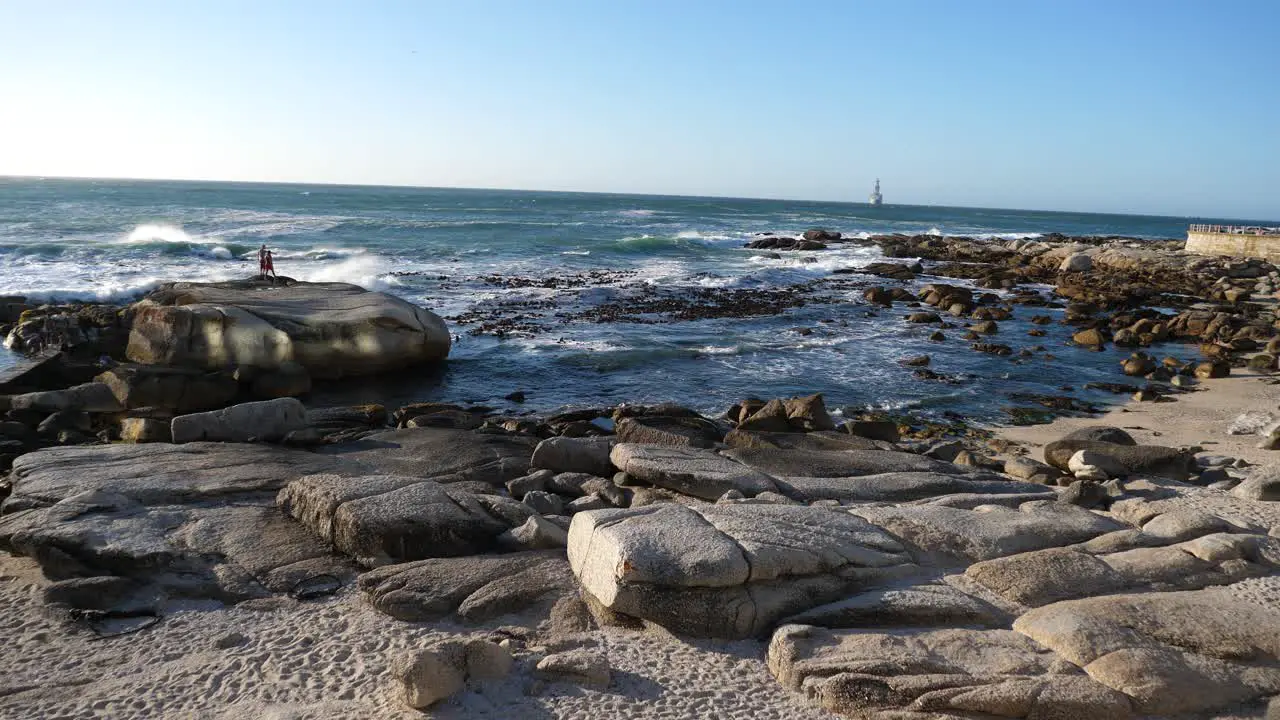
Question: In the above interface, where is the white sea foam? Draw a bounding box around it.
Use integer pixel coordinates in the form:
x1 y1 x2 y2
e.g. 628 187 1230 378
121 224 203 244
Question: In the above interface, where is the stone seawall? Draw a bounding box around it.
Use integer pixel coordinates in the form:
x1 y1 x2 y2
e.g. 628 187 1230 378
1186 231 1280 262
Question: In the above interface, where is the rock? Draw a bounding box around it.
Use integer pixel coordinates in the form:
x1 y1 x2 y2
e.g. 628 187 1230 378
898 354 930 367
1063 426 1137 446
1004 456 1064 484
783 583 1008 629
307 404 388 434
616 415 721 448
359 551 573 622
1014 587 1280 715
465 638 513 681
723 429 882 451
1231 470 1280 501
774 472 1049 504
319 427 535 483
531 437 615 476
724 447 968 480
769 624 1132 719
1230 411 1276 435
1068 450 1126 479
278 474 519 567
393 643 466 709
1060 253 1093 272
803 228 840 242
0 442 368 607
1060 479 1108 508
1194 360 1230 379
567 493 609 513
568 503 914 638
928 330 945 341
95 364 239 413
171 397 309 444
1121 353 1157 377
36 410 91 436
8 382 123 413
499 515 569 550
1141 510 1231 541
844 420 900 443
126 280 450 379
249 361 312 399
1072 328 1107 347
782 394 836 431
534 650 611 688
118 417 171 443
850 501 1124 562
506 469 553 498
971 320 999 334
1044 439 1191 480
609 444 776 500
907 312 940 324
521 490 565 516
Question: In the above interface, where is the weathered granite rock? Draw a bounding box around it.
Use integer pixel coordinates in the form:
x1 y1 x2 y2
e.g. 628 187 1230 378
278 474 520 567
534 650 611 688
8 382 123 413
615 415 722 448
771 472 1047 504
171 397 308 443
1013 586 1280 715
95 364 238 413
0 442 369 608
1232 468 1280 501
530 436 616 476
783 583 1009 629
722 429 885 451
609 444 777 500
126 280 450 379
769 624 1133 719
851 500 1124 563
118 417 171 443
321 427 535 484
1044 439 1192 480
567 503 914 639
249 361 311 399
724 447 969 479
393 642 466 709
358 550 573 622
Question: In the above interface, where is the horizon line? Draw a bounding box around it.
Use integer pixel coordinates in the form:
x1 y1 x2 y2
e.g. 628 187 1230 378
2 173 1276 225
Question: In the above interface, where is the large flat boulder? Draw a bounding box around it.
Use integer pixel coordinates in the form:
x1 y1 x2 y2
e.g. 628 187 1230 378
323 427 535 485
567 503 916 639
126 280 450 379
277 474 522 567
0 442 371 610
724 447 969 478
772 471 1048 504
852 500 1125 563
95 363 238 413
609 444 777 500
768 624 1134 719
170 397 308 443
358 551 574 622
1013 585 1280 715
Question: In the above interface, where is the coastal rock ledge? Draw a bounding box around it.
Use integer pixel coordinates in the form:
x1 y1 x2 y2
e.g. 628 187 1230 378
125 280 451 379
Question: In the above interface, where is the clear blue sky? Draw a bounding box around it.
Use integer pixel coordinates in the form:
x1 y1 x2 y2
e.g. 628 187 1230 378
1 0 1276 219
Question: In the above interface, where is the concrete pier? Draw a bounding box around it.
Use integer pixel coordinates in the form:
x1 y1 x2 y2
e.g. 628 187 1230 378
1186 224 1280 262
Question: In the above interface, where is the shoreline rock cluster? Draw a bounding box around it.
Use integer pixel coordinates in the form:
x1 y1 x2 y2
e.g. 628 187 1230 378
1 237 1279 717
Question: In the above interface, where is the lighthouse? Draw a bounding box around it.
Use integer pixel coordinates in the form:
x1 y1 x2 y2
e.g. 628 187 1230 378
869 179 883 206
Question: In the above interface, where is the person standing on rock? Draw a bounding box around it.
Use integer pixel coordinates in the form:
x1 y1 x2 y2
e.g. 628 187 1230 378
263 248 277 283
258 243 268 280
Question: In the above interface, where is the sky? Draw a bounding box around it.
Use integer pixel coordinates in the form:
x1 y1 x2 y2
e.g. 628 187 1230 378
0 0 1277 219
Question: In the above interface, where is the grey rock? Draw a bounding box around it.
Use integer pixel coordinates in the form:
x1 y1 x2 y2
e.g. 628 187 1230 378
359 550 573 622
1231 469 1280 501
393 642 466 709
521 490 565 516
498 515 569 550
171 397 308 444
9 382 123 413
609 444 777 500
96 363 238 413
784 583 1009 629
771 472 1046 504
127 280 450 379
567 493 609 513
320 427 535 485
534 650 610 688
568 503 913 639
616 415 722 448
531 436 615 476
724 447 968 479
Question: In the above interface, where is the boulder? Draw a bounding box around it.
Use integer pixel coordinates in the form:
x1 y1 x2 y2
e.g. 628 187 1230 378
1060 253 1093 272
1232 469 1280 501
723 447 968 479
723 429 883 451
358 550 573 622
568 503 914 639
782 583 1009 629
1044 439 1191 480
609 444 777 500
8 382 123 413
126 280 450 379
278 474 520 567
1004 456 1064 484
769 624 1132 719
320 427 535 484
530 436 615 476
771 472 1048 504
534 650 611 689
615 415 721 448
843 420 899 443
1073 328 1107 347
393 643 466 709
1014 586 1280 715
0 442 369 608
851 500 1124 562
171 397 308 444
782 394 836 432
118 417 171 443
499 515 569 550
95 364 238 413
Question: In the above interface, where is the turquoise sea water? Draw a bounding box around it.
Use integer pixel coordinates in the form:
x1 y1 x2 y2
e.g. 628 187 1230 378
0 177 1270 421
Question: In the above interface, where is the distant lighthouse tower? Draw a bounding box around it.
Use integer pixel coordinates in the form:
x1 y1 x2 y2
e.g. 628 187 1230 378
869 179 883 206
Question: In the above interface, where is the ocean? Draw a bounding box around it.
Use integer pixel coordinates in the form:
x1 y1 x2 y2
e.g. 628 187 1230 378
0 177 1260 423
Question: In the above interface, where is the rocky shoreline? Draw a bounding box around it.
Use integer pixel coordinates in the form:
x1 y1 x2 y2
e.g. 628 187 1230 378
1 233 1279 718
